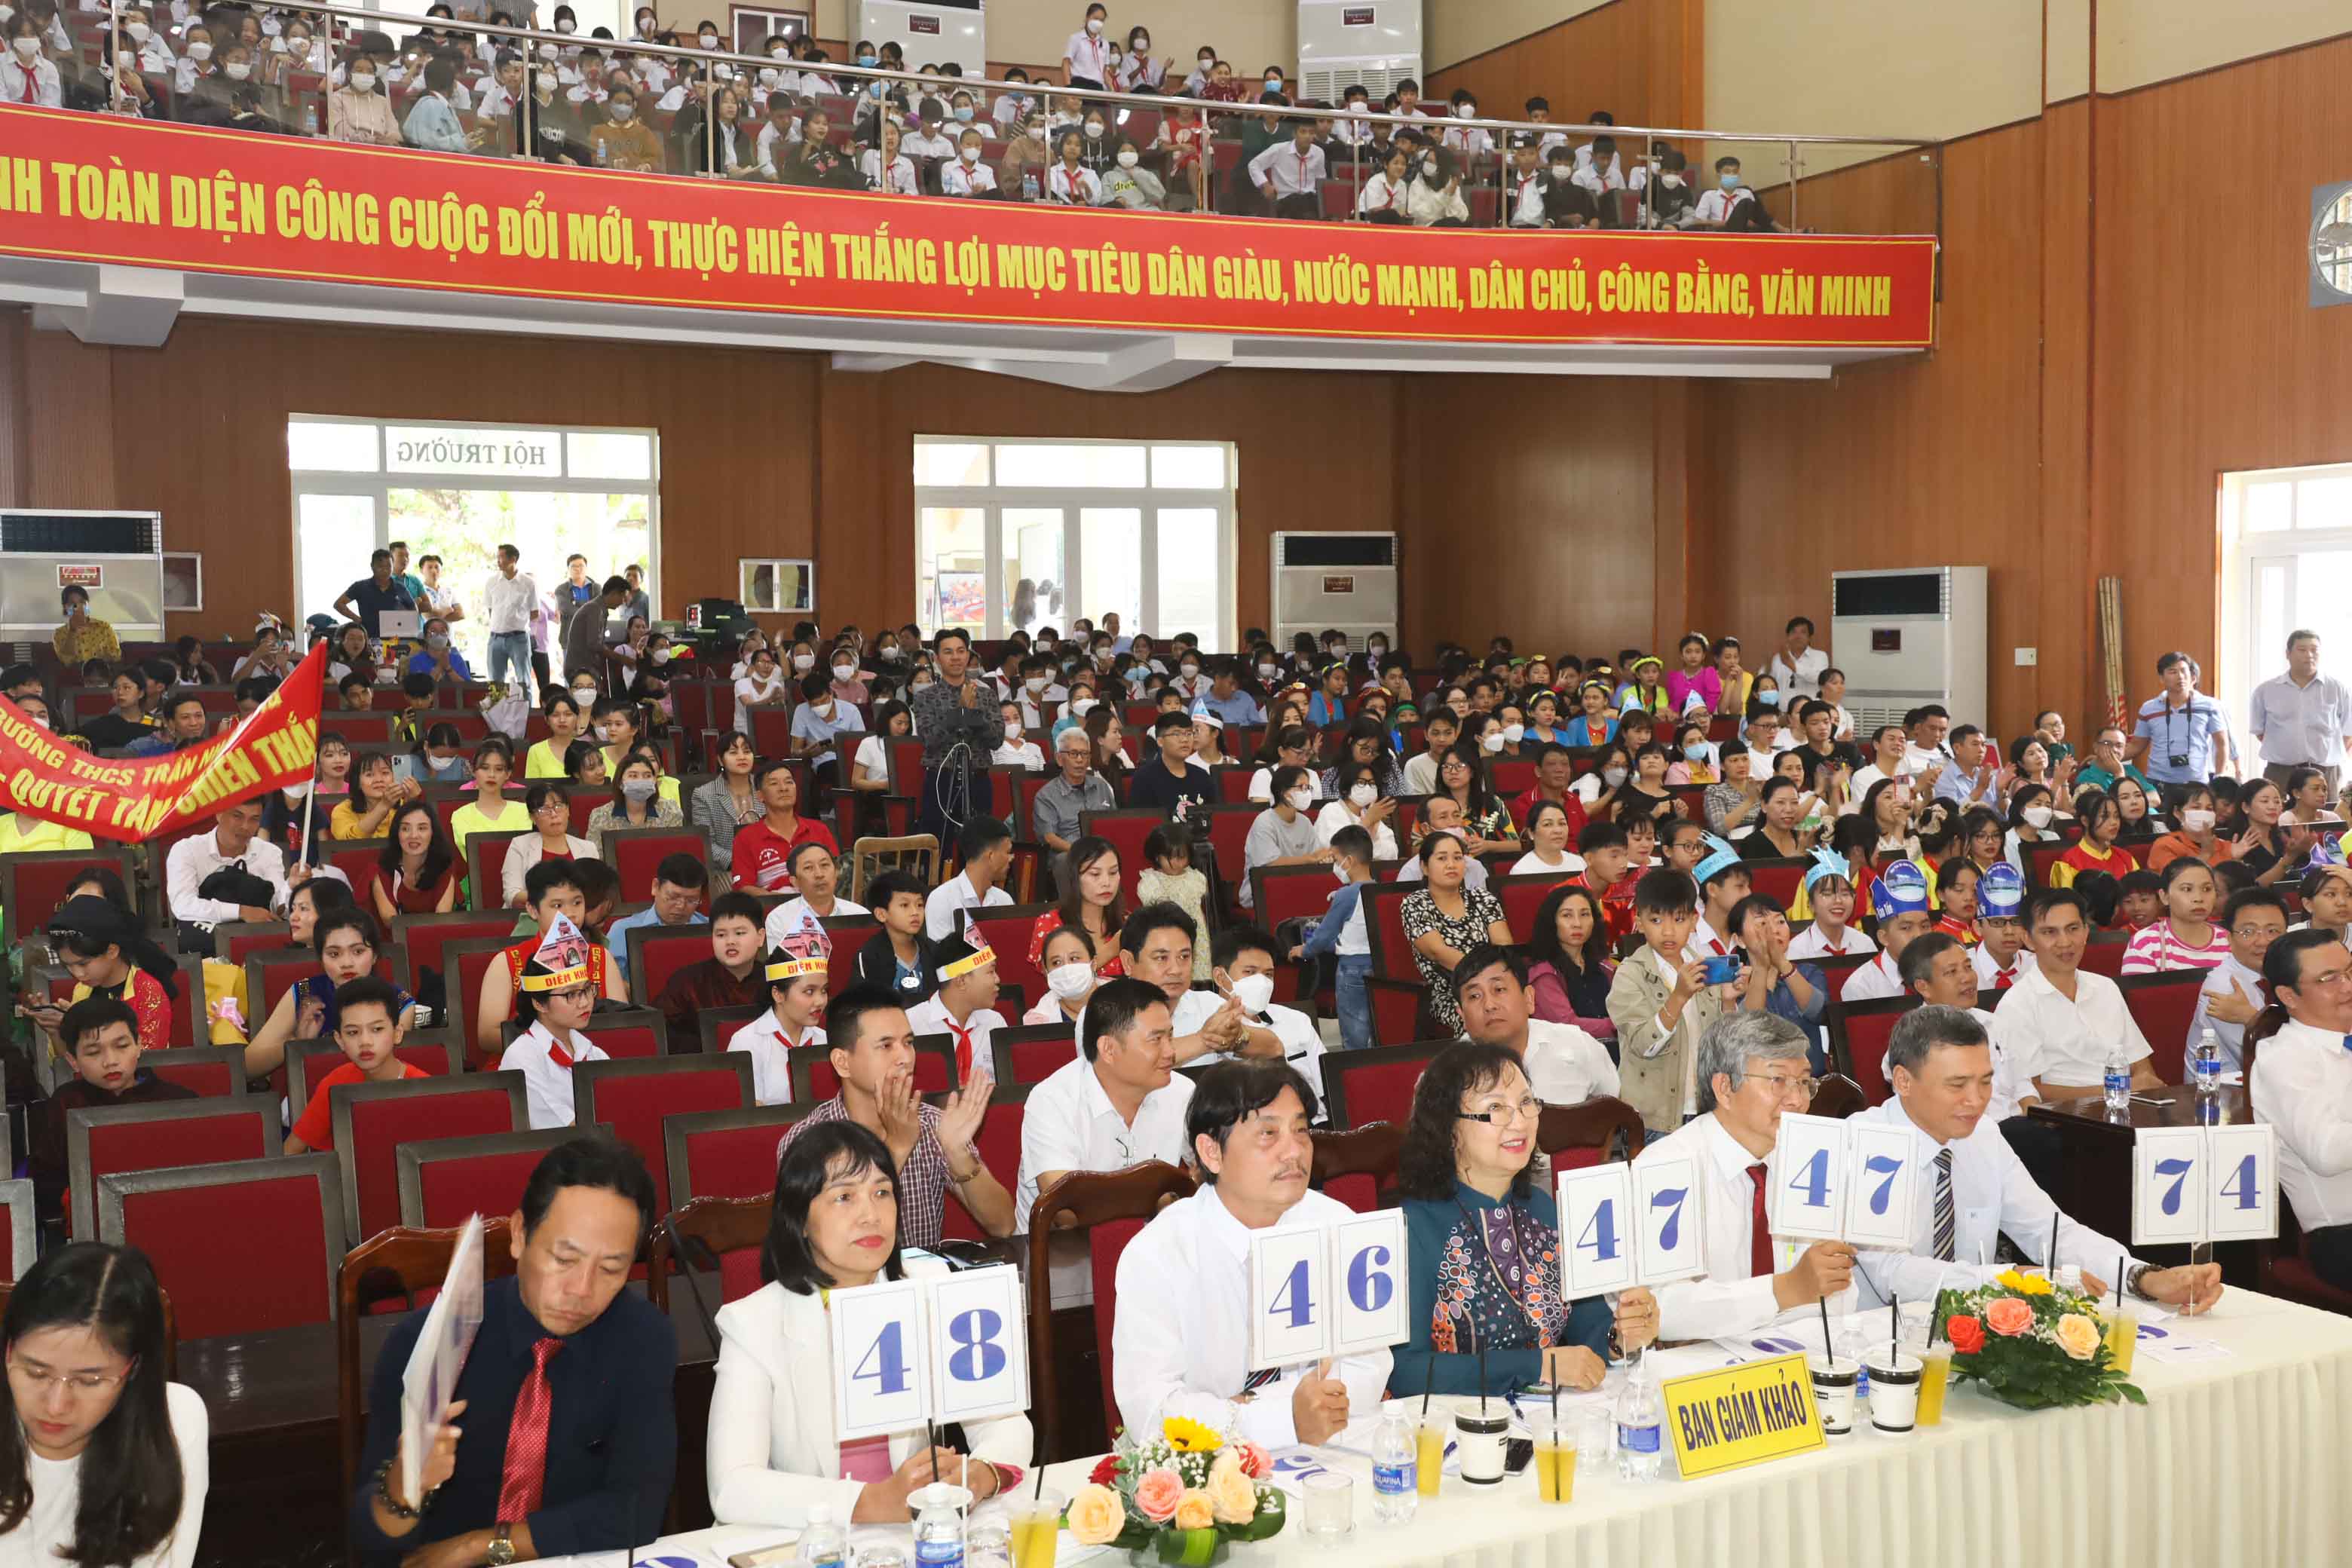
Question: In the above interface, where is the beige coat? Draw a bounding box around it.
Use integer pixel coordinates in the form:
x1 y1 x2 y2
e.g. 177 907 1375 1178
1607 945 1727 1133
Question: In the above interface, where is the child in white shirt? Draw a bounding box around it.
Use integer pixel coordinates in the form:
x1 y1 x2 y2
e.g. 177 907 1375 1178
942 129 999 195
728 951 829 1107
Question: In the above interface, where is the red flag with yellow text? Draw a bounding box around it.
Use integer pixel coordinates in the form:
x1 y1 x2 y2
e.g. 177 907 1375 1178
0 643 325 844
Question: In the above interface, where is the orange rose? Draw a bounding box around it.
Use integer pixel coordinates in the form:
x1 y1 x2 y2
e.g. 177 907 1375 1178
1985 1297 2035 1337
1173 1490 1216 1530
1065 1484 1128 1546
1132 1467 1184 1524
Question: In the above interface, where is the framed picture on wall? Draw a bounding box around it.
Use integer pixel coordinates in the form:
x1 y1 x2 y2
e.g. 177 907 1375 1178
740 558 815 614
161 552 202 611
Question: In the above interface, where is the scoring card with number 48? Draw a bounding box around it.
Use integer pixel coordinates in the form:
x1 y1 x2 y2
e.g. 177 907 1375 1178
828 1266 1032 1441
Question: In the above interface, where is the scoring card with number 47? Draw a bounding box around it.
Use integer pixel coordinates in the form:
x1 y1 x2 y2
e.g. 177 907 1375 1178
1766 1114 1922 1248
1555 1157 1707 1298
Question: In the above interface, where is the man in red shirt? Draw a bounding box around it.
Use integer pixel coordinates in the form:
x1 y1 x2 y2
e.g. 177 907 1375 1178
730 758 841 892
1513 743 1590 844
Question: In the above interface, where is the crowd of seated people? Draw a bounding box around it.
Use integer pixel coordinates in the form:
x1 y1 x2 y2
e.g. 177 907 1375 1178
3 0 1794 230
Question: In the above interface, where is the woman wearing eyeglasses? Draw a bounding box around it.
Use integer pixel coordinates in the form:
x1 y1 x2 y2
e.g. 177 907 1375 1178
0 1242 207 1567
1390 1043 1658 1397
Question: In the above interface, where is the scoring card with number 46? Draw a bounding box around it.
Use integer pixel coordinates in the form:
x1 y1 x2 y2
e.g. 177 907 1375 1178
1245 1209 1410 1371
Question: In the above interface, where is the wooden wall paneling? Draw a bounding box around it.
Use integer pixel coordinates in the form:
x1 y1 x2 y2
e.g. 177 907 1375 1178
0 308 26 510
2037 96 2094 737
1428 0 1694 144
22 327 117 513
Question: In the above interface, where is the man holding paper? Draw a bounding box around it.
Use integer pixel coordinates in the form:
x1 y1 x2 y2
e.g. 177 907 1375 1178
2247 929 2352 1289
350 1137 678 1568
1639 1014 1860 1341
1112 1061 1392 1447
1851 1005 2224 1313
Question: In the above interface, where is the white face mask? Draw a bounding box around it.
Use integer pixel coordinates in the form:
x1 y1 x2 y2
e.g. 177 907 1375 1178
1231 972 1275 1015
2182 807 2216 832
1455 102 1475 118
2023 805 2054 828
1348 782 1377 808
1285 788 1314 812
1024 675 1047 693
536 69 556 91
555 18 574 32
1085 16 1101 33
1046 961 1094 1000
960 145 979 162
349 68 375 90
572 684 598 703
1481 731 1505 754
833 662 856 679
222 59 249 78
1503 723 1525 743
188 39 212 60
1116 148 1138 167
792 653 815 672
13 35 40 58
1257 663 1276 678
1070 697 1098 718
1602 767 1628 788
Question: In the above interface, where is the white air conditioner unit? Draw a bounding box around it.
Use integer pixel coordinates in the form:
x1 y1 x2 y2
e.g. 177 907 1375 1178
856 0 983 77
1273 532 1397 651
1296 0 1422 103
1828 566 1988 734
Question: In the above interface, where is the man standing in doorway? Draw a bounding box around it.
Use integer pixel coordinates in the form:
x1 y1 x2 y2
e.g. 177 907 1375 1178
911 627 1006 841
482 543 541 700
2251 629 2352 793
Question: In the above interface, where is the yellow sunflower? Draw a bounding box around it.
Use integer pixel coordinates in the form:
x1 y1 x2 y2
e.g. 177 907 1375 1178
1162 1416 1224 1455
1996 1269 2053 1297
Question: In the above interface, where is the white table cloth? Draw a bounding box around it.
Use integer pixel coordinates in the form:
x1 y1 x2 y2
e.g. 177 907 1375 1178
545 1288 2352 1568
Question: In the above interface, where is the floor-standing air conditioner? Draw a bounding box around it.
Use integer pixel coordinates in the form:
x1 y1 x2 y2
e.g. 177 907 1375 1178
1828 566 1988 733
1273 532 1397 651
1297 0 1421 103
0 510 164 642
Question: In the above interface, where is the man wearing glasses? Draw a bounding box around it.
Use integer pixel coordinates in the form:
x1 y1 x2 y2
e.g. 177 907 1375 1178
2075 725 2155 796
1854 1006 2222 1315
2249 930 2352 1290
1452 943 1619 1105
1640 1013 1859 1341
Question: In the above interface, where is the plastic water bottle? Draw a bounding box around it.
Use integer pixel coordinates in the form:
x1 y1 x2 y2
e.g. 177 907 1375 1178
1370 1398 1419 1524
796 1504 848 1567
302 104 319 136
2102 1043 2131 1113
2192 1024 2222 1095
1614 1352 1664 1483
912 1498 965 1568
1022 169 1040 202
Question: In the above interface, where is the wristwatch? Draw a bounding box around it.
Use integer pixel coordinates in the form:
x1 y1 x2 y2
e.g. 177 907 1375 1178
485 1524 517 1566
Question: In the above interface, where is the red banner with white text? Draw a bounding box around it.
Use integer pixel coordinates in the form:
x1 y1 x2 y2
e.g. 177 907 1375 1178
0 645 324 843
0 105 1935 348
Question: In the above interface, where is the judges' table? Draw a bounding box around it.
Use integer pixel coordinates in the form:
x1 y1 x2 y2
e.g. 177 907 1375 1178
550 1288 2352 1568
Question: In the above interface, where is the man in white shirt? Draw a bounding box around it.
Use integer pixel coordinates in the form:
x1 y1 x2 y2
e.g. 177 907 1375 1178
1836 861 1932 1003
1993 885 2161 1095
1640 1014 1857 1341
480 542 540 698
166 798 292 949
1018 978 1197 1309
1899 932 2035 1122
1120 903 1263 1067
2249 629 2352 791
2247 929 2352 1288
1767 617 1828 701
1113 1059 1390 1449
1215 927 1328 1105
1453 945 1619 1104
497 914 611 1129
1854 1006 2222 1313
2190 886 2286 1075
1841 724 1912 815
1897 705 1951 786
923 816 1014 939
1248 118 1327 221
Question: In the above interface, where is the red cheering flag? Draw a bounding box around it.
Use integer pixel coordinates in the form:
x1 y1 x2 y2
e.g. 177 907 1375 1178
0 642 328 844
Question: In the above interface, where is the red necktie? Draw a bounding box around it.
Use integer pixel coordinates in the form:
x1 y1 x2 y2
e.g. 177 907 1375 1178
945 1018 974 1078
1995 966 2016 990
544 1032 574 1069
496 1337 563 1523
1747 1165 1773 1280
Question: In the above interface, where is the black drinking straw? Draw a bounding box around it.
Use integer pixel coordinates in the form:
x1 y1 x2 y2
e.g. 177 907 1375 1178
2115 1254 2125 1312
1473 1317 1488 1415
1889 1295 1898 1349
2050 1208 2061 1272
1419 1351 1435 1417
1818 1294 1834 1358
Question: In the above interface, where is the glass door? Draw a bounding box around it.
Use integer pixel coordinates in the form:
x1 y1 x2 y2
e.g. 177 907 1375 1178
917 506 988 630
296 492 377 629
1000 508 1066 635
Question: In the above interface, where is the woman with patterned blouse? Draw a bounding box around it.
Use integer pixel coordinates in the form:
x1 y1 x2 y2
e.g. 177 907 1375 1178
1391 1043 1657 1395
1400 834 1513 1034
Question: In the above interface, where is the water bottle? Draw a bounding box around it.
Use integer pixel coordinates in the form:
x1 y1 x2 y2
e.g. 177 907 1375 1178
1370 1398 1419 1524
796 1504 847 1568
2102 1044 2131 1113
912 1498 965 1568
2192 1024 2222 1095
302 104 319 136
1614 1351 1664 1483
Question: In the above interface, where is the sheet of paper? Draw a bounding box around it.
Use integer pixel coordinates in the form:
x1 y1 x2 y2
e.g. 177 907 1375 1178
397 1213 486 1507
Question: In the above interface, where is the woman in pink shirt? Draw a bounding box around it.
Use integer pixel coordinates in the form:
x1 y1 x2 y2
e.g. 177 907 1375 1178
1663 632 1720 716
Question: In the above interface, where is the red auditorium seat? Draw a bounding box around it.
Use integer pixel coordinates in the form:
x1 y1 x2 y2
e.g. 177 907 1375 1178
573 1055 755 1215
65 1098 277 1239
99 1155 345 1339
397 1125 596 1230
663 1103 808 1204
329 1073 529 1245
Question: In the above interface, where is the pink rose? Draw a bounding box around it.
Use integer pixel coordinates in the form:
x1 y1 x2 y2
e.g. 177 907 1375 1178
1132 1466 1185 1524
1985 1297 2035 1337
1233 1441 1272 1481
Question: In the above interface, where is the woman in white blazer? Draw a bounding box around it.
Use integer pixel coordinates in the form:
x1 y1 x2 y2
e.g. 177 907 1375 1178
707 1122 1032 1527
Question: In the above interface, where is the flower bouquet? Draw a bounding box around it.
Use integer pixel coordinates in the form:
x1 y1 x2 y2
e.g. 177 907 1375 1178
1061 1417 1288 1566
1934 1269 2145 1410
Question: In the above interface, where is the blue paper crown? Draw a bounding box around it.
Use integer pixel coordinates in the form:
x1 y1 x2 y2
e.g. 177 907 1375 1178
1692 832 1745 888
1802 847 1854 893
1871 859 1932 916
1977 862 2026 918
1189 695 1222 728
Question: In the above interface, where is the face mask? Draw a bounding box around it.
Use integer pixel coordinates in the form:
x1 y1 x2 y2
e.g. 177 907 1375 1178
1423 158 1440 176
2023 805 2054 828
911 678 934 693
1024 675 1049 694
572 685 598 703
1502 723 1526 744
1603 767 1628 788
1264 77 1282 92
1083 121 1103 138
0 6 17 23
880 646 902 661
424 632 449 651
1134 36 1148 50
535 69 556 90
123 20 148 41
1481 731 1505 755
2182 807 2216 832
1116 147 1139 167
1348 783 1377 808
429 755 469 779
959 144 980 162
1085 16 1101 33
1231 972 1275 1015
1721 171 1741 190
636 17 653 33
223 60 249 78
556 17 574 32
1286 788 1315 812
790 653 814 672
1661 172 1683 188
855 51 874 65
187 38 213 60
1046 962 1094 1001
1070 697 1098 718
620 777 658 803
1455 102 1475 119
609 100 633 119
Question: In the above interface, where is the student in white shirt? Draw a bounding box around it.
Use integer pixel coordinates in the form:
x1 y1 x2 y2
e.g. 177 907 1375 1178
2248 929 2352 1288
1214 926 1329 1107
901 109 955 164
728 933 831 1105
1357 145 1411 224
904 926 1006 1082
1248 117 1328 221
164 798 290 942
924 817 1014 939
991 701 1046 770
858 120 918 194
1453 945 1619 1104
1061 5 1112 89
1113 1060 1391 1448
941 129 998 195
1853 1006 2221 1313
1837 861 1932 1003
1785 856 1876 962
1015 976 1196 1233
1440 89 1493 158
2 25 66 107
1992 885 2161 1095
1640 1013 1857 1341
2189 887 2286 1074
706 1119 1031 1528
498 915 612 1130
1571 136 1628 203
